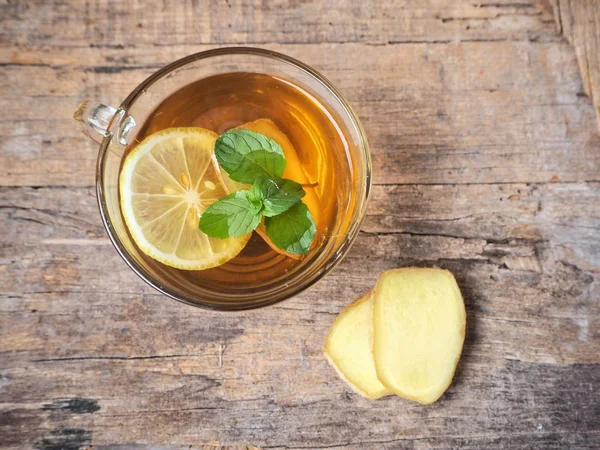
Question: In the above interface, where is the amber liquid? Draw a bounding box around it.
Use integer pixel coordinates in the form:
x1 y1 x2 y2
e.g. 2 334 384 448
126 72 354 292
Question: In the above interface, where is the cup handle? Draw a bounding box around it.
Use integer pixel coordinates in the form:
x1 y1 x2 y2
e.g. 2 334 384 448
73 101 136 145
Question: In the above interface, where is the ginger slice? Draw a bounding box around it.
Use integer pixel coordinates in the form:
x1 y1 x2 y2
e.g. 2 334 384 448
325 291 392 399
372 268 466 404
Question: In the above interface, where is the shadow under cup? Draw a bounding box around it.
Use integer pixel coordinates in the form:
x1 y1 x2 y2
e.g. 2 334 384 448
96 48 371 310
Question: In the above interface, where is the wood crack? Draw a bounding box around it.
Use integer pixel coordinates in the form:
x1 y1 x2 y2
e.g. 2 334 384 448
32 354 198 363
479 2 535 8
441 12 543 23
101 406 223 417
359 229 538 245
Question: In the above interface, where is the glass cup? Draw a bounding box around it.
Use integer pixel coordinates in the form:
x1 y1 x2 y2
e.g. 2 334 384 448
74 47 371 310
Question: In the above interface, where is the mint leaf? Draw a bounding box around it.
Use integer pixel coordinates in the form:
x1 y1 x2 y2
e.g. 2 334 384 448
248 177 305 217
264 202 316 255
215 129 286 183
262 179 305 217
199 191 261 238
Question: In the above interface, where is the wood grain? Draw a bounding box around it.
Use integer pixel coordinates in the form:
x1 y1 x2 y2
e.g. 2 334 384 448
1 0 600 449
2 42 599 187
553 0 600 130
2 0 558 47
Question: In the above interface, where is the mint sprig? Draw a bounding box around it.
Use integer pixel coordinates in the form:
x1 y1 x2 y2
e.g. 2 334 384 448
199 129 316 255
214 129 286 183
250 177 305 217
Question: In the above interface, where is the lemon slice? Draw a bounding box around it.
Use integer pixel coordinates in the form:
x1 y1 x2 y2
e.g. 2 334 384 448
119 127 251 270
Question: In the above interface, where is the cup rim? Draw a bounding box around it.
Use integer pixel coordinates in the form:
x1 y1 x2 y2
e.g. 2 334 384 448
96 46 372 311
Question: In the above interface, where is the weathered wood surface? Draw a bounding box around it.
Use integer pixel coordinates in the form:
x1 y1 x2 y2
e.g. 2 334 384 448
553 0 600 130
1 1 599 449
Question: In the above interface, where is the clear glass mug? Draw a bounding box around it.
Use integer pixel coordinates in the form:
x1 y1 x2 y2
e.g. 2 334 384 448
74 47 371 310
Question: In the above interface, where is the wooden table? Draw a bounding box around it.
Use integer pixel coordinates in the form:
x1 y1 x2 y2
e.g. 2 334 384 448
2 1 599 449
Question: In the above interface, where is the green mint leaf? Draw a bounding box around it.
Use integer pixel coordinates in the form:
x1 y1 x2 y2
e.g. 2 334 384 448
248 177 306 217
262 179 305 217
199 190 262 238
208 129 314 254
248 177 274 205
264 202 316 255
215 129 286 184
